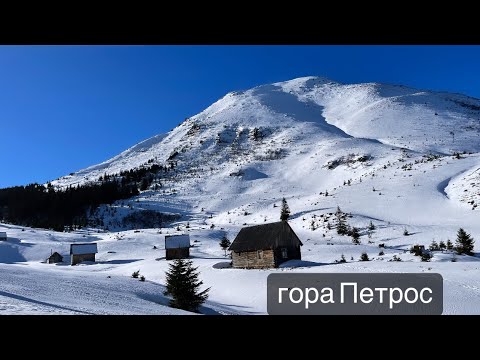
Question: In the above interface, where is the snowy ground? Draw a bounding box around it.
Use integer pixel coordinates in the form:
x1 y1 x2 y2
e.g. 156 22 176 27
2 76 480 315
1 215 479 315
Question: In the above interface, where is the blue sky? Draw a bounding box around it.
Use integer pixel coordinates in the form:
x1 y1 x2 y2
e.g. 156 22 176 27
1 45 479 187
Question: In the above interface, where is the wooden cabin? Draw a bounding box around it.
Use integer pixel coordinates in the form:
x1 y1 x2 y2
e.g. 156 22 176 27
229 221 302 269
165 234 190 260
47 252 63 264
70 243 98 265
0 232 6 241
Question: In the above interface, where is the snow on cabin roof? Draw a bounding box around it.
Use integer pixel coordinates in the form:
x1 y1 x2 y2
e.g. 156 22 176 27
165 235 190 249
70 243 98 255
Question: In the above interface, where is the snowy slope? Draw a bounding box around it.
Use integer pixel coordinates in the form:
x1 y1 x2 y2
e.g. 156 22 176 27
2 76 480 315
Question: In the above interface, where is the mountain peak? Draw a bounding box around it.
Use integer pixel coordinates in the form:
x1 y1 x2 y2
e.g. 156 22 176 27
54 76 480 188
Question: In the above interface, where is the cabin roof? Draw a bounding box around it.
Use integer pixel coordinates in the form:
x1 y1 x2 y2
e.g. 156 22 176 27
165 235 190 249
228 221 302 252
70 243 98 255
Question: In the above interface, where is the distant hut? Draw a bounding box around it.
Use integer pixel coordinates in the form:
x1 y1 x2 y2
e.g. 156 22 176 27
228 221 303 269
47 251 63 264
0 232 6 241
70 243 98 265
165 235 190 260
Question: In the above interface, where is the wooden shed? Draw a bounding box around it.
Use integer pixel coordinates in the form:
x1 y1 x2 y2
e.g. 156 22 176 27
47 251 63 264
228 221 302 269
165 234 190 260
0 232 6 241
70 243 98 265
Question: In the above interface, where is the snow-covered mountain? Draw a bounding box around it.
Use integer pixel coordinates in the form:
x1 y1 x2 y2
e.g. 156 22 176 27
2 76 480 314
53 76 480 218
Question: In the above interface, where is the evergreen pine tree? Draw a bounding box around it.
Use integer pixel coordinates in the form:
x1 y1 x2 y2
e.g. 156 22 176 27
337 216 349 235
429 240 439 251
335 206 343 218
446 239 454 250
439 240 446 251
368 221 376 231
280 198 290 221
219 235 231 257
165 259 210 312
351 227 361 244
455 228 475 255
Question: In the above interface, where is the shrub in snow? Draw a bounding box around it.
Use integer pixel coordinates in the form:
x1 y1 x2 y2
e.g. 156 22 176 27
409 245 424 256
390 255 402 262
132 270 140 278
140 275 146 282
378 250 385 256
338 254 347 263
360 253 369 261
403 228 409 236
421 252 433 262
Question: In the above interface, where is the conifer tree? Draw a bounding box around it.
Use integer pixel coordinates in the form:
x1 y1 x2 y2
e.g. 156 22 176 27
455 228 475 255
446 239 454 250
368 221 376 231
351 227 360 244
280 197 290 221
165 259 210 312
219 235 231 257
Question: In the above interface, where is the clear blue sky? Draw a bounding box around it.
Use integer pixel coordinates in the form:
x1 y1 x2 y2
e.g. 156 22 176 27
1 45 479 187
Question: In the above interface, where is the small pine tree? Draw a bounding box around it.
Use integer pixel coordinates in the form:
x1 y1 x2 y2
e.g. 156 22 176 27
164 259 210 313
219 235 231 257
140 275 146 282
439 240 446 251
378 250 385 256
339 254 347 263
335 206 343 218
280 198 290 221
132 270 140 278
455 228 475 255
446 239 453 250
351 227 360 244
360 252 369 261
310 219 316 231
403 227 409 236
429 240 439 251
337 216 349 235
368 221 376 231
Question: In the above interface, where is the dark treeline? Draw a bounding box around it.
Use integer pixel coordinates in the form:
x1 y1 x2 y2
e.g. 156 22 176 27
0 181 139 231
0 161 176 232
